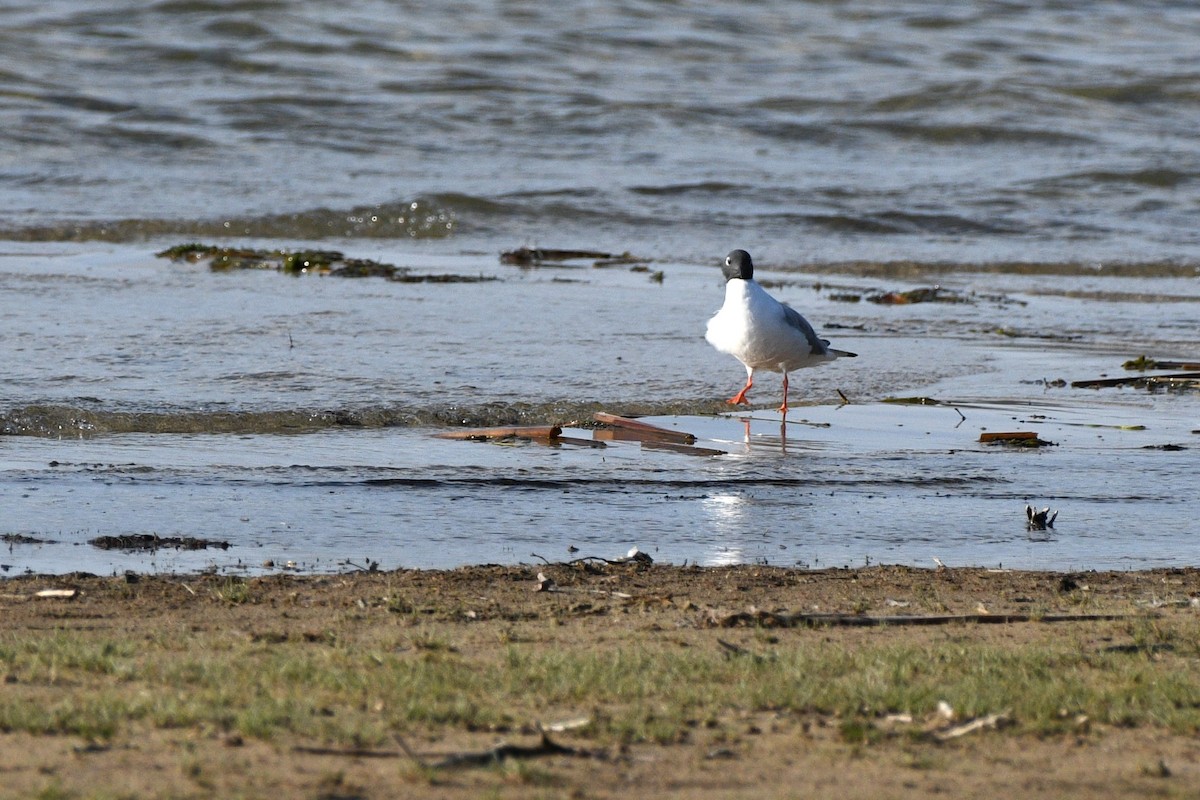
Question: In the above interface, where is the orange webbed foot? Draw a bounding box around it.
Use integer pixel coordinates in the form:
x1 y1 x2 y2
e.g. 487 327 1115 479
728 387 751 405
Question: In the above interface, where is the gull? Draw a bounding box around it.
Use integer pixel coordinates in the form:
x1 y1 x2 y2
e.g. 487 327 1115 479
706 249 856 414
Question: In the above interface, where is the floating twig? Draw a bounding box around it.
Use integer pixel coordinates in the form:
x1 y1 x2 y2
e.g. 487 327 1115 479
1072 371 1200 389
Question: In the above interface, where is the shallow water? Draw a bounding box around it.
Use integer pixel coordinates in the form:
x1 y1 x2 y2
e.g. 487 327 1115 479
4 399 1197 577
1 244 1197 576
1 245 1195 423
2 1 1199 574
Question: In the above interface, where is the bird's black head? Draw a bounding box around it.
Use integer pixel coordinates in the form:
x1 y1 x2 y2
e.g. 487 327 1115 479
721 249 753 282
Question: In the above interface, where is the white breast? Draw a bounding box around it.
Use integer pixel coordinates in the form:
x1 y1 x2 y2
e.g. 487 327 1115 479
706 279 830 373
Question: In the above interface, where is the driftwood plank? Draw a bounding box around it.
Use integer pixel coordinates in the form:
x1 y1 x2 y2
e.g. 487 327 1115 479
979 431 1038 442
592 412 696 444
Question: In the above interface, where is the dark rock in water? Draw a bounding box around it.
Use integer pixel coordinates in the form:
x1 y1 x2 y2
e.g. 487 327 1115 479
89 534 231 551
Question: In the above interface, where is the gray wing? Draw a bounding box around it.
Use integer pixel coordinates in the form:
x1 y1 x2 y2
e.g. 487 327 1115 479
779 303 829 356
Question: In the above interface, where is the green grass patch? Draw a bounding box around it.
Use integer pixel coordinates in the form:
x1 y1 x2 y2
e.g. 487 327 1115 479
2 619 1199 745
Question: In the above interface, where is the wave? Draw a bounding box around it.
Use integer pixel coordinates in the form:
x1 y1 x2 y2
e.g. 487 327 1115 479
1031 168 1197 192
0 198 461 243
0 191 612 243
847 120 1093 146
799 211 1018 236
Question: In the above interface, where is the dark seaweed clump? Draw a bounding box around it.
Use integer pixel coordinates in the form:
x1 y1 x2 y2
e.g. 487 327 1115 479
157 244 496 283
866 286 972 304
501 247 625 266
89 534 230 551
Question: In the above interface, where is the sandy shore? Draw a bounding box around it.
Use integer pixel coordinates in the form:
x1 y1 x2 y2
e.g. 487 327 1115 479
2 563 1199 798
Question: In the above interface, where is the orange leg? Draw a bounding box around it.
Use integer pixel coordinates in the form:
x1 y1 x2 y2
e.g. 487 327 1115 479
777 372 790 416
727 373 753 406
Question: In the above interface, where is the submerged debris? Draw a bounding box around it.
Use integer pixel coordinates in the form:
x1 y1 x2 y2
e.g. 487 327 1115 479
89 534 231 551
157 243 497 283
867 286 972 304
1026 505 1058 531
3 533 58 545
499 246 643 267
